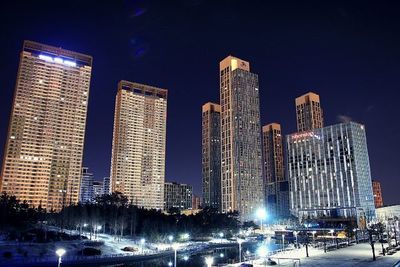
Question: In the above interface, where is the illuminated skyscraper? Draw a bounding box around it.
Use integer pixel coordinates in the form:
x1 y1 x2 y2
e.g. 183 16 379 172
262 123 289 219
202 102 221 209
219 56 264 219
0 41 92 210
295 92 324 132
286 122 375 224
110 80 167 210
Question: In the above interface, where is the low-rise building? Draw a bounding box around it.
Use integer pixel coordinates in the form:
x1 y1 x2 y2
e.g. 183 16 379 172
164 182 193 211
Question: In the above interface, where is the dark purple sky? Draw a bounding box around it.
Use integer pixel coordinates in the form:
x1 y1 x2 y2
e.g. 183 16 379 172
0 0 399 205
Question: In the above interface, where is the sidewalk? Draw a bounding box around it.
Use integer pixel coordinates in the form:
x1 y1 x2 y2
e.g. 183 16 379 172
236 243 400 266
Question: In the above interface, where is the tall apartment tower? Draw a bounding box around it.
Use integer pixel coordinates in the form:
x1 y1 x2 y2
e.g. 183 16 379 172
0 41 92 210
372 180 383 208
219 56 264 219
262 123 289 219
202 102 221 210
110 81 167 210
295 92 324 132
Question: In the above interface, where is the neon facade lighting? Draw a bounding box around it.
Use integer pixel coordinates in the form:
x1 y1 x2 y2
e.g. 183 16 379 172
39 54 77 67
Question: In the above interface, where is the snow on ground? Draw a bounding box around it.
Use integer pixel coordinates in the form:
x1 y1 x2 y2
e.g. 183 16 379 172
228 243 400 266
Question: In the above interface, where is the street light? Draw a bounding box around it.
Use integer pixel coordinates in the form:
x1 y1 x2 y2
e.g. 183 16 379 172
56 248 66 267
182 233 190 241
294 231 298 248
353 228 358 244
168 235 174 242
257 246 268 266
256 208 267 232
312 231 317 242
238 239 244 263
140 238 145 254
172 243 179 267
282 234 285 251
219 232 224 243
205 256 214 267
219 253 224 258
183 255 189 261
168 261 173 267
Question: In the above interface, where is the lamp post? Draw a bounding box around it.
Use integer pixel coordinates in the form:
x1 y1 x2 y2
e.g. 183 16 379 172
219 232 224 243
205 256 213 267
256 208 267 232
282 234 285 251
312 231 317 242
140 238 145 254
294 231 298 248
353 228 358 244
238 239 244 263
257 246 268 266
172 243 179 267
56 248 66 267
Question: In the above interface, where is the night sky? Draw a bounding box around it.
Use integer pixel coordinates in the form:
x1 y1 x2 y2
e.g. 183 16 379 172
0 1 399 205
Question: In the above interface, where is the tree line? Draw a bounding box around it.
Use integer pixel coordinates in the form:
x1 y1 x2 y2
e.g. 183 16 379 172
0 192 240 242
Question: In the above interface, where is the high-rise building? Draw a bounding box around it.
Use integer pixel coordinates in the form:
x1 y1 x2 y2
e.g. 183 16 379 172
202 102 221 210
192 194 202 210
93 181 103 199
0 41 92 210
262 123 289 219
80 167 94 203
295 92 324 132
103 177 111 195
164 182 193 211
372 180 383 208
286 122 375 225
110 80 167 210
219 56 264 219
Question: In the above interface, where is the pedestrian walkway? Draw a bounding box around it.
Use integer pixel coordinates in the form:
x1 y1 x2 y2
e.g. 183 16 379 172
230 243 400 266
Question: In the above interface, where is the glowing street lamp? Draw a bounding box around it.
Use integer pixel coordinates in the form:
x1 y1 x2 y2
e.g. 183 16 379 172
219 232 224 243
140 238 146 254
183 255 189 261
294 231 298 248
257 246 268 266
353 228 358 243
168 235 174 242
219 253 224 258
205 256 214 267
238 238 244 263
256 208 267 232
172 243 179 267
56 248 66 267
168 261 173 266
182 233 190 241
312 231 317 241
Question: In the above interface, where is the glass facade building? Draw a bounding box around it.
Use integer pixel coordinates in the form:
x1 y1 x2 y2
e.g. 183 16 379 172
286 122 375 225
219 56 264 220
80 167 94 203
164 182 193 211
202 102 221 210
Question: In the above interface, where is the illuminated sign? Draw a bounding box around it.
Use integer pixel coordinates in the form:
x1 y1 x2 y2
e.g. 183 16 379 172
38 54 77 67
291 131 321 141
